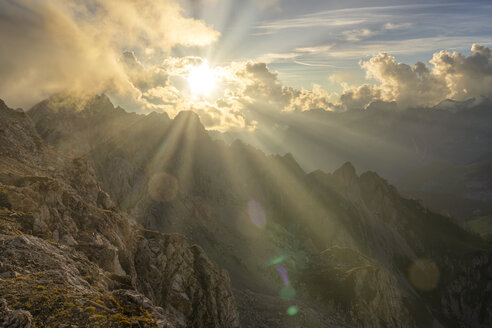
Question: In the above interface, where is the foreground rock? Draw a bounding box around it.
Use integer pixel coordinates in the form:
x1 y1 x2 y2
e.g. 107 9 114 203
0 99 240 327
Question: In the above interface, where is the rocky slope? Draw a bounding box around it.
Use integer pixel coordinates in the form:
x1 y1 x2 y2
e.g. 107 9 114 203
22 94 492 327
0 99 240 327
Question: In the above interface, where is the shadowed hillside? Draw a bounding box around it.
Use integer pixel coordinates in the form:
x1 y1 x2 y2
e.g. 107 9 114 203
22 94 492 327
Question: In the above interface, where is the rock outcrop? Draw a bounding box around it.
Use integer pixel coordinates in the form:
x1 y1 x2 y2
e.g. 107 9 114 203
0 99 240 327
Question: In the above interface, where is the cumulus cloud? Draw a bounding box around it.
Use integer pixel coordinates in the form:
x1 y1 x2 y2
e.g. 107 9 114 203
285 85 340 111
0 0 219 109
359 53 448 107
339 84 383 110
338 44 492 109
431 44 492 101
232 44 492 115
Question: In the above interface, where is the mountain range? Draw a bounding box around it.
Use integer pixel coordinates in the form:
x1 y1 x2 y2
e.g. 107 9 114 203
215 97 492 222
1 94 491 327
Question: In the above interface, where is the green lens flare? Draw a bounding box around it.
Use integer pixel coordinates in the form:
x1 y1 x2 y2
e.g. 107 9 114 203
279 285 296 300
286 305 299 316
269 255 287 265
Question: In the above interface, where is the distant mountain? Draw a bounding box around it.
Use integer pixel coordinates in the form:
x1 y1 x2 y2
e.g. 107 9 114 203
398 154 492 220
214 97 492 222
16 94 492 327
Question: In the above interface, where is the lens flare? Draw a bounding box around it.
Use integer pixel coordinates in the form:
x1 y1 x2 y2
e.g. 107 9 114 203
269 255 287 265
276 265 290 285
279 285 296 300
286 306 299 316
148 172 179 202
408 258 440 291
247 199 266 227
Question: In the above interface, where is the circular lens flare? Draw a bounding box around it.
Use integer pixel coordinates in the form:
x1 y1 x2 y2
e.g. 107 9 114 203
148 172 179 202
279 285 296 300
408 258 440 291
187 62 216 96
286 305 299 316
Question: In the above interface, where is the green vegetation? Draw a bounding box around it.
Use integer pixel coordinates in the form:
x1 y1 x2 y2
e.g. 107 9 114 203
0 272 158 327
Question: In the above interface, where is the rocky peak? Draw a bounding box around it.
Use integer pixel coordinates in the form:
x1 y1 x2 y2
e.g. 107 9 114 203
83 94 115 114
171 110 209 140
332 162 359 196
173 110 202 128
333 161 357 180
0 99 8 111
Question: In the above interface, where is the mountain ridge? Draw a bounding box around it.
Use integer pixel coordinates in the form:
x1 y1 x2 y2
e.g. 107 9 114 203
23 94 492 327
0 99 241 327
1 94 491 327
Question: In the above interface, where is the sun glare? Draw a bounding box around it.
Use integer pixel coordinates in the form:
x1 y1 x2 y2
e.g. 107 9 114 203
187 62 217 97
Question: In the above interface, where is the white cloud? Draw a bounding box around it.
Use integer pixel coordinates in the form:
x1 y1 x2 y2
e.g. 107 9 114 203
0 0 219 109
343 29 375 41
338 44 492 109
431 44 492 101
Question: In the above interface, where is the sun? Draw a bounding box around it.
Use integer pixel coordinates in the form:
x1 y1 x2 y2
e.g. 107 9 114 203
187 62 217 97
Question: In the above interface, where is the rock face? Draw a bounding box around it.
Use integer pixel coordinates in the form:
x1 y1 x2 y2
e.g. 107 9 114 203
0 100 240 327
0 298 33 328
13 94 492 327
302 246 414 328
133 230 240 328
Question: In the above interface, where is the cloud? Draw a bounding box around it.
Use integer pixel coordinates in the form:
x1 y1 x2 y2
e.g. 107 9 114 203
339 84 383 110
256 53 299 63
358 52 448 107
383 22 412 30
343 29 375 41
0 0 219 109
213 61 340 115
256 16 364 30
236 44 492 115
338 44 492 109
328 44 492 110
295 45 334 53
235 62 291 108
430 44 492 100
190 102 249 132
285 85 340 112
121 51 169 92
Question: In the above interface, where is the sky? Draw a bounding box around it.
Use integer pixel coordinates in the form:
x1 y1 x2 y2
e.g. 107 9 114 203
0 0 492 131
177 0 492 89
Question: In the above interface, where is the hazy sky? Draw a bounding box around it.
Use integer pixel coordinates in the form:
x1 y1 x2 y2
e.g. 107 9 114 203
1 0 491 131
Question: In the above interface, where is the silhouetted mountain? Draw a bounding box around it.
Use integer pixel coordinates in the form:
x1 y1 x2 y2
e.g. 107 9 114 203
399 154 492 220
17 94 492 327
215 98 492 221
